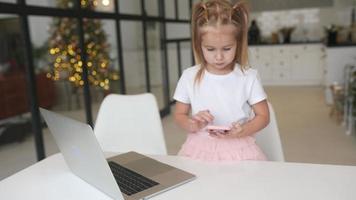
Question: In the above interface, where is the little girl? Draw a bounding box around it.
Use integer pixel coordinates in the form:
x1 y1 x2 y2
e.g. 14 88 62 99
173 0 269 161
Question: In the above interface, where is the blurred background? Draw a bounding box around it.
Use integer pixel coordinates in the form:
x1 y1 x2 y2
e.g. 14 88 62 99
0 0 355 180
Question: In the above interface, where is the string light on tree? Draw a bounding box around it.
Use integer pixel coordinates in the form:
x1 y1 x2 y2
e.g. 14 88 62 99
102 0 110 6
46 0 119 91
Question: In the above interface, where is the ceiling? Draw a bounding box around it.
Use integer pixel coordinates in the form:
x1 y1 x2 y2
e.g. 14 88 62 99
232 0 337 12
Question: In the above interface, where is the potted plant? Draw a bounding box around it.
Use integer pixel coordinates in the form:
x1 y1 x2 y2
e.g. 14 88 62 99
278 27 295 44
324 24 339 45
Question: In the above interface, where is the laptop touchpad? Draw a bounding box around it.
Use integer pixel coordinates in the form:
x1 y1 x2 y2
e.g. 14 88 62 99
124 158 173 177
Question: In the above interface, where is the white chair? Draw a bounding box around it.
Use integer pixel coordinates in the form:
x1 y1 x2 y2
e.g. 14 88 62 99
94 93 167 155
255 102 285 162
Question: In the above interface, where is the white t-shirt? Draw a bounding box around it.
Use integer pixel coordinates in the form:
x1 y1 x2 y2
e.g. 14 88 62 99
173 64 267 126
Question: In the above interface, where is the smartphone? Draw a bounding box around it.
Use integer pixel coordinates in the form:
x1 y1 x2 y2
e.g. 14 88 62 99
206 125 231 134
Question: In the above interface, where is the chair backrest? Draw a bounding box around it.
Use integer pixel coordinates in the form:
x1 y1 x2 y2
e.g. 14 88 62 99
255 102 285 161
94 93 167 155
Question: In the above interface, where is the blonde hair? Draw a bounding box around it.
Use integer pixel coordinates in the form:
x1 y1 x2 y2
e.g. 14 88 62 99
191 0 249 85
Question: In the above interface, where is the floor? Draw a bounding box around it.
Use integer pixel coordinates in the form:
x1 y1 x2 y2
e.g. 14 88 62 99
1 86 356 181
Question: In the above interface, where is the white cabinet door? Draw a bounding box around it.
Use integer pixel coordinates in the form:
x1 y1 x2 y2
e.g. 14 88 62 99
291 45 324 85
271 47 291 84
249 47 273 84
303 45 323 81
290 45 303 81
249 44 324 85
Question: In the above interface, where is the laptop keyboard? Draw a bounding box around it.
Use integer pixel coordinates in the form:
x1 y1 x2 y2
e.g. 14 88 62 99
108 161 159 196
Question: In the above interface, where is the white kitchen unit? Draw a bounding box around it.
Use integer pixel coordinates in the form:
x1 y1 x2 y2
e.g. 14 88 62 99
249 43 325 86
324 46 356 104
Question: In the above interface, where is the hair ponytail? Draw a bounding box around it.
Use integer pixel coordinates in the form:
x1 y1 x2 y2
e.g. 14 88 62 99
191 2 209 86
231 2 249 68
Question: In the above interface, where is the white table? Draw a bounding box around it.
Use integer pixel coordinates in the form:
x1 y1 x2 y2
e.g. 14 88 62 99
1 153 356 200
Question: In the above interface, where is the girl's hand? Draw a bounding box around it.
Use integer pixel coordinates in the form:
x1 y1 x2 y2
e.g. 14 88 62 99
189 110 214 133
209 121 245 139
229 121 245 137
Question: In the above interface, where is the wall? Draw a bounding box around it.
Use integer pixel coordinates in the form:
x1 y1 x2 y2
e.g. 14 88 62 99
237 0 355 11
334 0 356 7
245 0 333 12
250 5 355 43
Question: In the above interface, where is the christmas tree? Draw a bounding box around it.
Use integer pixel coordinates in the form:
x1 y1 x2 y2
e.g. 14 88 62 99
46 0 119 91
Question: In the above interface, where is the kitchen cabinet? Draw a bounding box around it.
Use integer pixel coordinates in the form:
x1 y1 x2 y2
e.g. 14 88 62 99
249 43 325 86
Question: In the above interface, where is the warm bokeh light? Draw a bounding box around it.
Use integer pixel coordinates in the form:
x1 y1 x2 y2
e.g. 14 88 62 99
102 0 110 7
46 0 119 91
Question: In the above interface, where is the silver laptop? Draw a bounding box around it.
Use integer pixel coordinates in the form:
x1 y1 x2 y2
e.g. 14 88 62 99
40 108 195 200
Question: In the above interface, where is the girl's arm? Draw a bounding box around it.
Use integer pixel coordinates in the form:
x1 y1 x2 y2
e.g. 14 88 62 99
233 100 269 137
174 101 214 133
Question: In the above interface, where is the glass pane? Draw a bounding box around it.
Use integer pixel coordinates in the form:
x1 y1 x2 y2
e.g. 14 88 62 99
178 0 190 20
0 0 16 3
83 0 115 12
119 0 141 15
29 16 85 115
164 0 175 19
100 20 120 95
167 43 179 101
0 16 27 116
26 0 74 8
166 23 190 39
83 19 119 119
180 41 192 70
26 0 114 10
145 0 159 16
147 22 164 109
0 14 37 179
121 21 146 94
29 17 78 111
28 16 59 114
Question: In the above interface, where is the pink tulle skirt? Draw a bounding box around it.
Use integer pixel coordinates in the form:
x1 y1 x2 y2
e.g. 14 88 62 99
178 131 267 161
